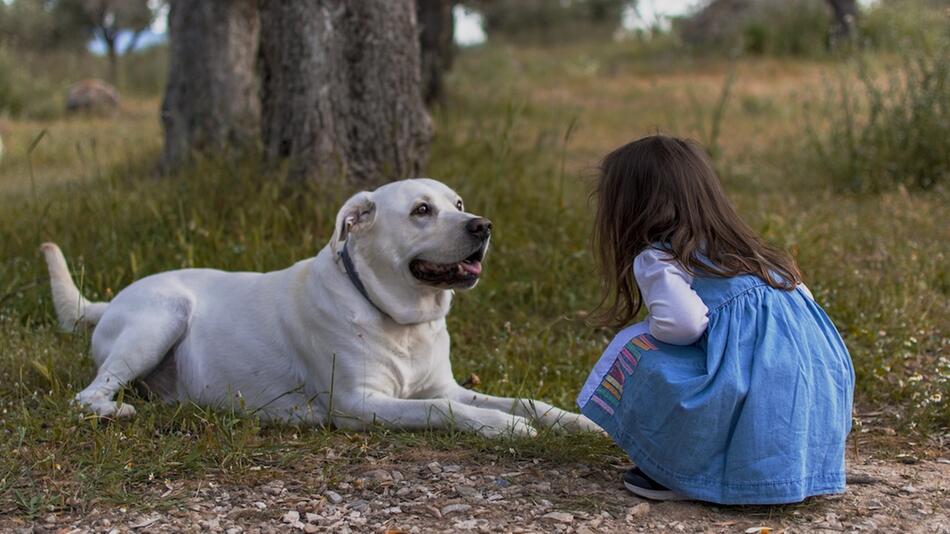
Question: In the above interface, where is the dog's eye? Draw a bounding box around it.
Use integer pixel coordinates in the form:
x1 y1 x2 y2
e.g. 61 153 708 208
456 200 464 211
412 203 431 216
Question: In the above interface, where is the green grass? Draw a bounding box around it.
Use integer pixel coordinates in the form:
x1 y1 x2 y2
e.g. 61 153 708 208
1 38 948 516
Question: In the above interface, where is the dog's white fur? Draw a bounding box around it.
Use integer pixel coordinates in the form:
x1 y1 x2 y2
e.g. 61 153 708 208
42 178 599 437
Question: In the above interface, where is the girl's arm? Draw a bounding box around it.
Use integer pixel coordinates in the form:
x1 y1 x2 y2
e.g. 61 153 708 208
633 248 709 345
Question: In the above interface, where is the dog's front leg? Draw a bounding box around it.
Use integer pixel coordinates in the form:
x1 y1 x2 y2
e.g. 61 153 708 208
446 385 602 434
330 391 537 438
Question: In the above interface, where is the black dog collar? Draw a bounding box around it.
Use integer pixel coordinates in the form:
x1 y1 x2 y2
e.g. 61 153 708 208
339 241 384 315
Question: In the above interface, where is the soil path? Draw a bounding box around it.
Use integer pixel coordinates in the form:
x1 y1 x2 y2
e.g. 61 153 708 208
4 449 948 533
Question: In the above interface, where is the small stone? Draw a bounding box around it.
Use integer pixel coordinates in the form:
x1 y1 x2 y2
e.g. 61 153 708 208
226 528 243 534
347 499 369 512
443 465 462 473
325 491 343 504
541 512 574 523
282 511 300 524
626 503 651 520
391 470 404 481
305 512 320 523
441 503 472 516
427 462 443 474
457 485 481 499
198 518 221 531
361 469 392 481
900 484 918 493
455 519 481 530
528 482 552 492
304 526 319 534
253 502 266 510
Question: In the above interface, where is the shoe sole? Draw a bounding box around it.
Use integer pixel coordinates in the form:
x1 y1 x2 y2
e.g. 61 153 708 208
623 480 690 501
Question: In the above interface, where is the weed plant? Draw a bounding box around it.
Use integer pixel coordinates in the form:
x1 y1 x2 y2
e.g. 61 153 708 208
806 41 949 192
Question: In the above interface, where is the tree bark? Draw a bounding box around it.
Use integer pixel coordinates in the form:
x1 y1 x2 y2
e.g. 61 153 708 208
160 0 260 172
258 0 432 185
105 37 117 85
98 26 118 85
123 28 144 55
826 0 858 42
417 0 455 106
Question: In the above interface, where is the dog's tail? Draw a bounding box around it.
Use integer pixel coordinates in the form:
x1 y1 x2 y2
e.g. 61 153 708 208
40 242 108 331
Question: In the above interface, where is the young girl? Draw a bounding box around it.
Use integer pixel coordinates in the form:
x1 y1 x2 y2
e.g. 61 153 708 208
578 135 854 505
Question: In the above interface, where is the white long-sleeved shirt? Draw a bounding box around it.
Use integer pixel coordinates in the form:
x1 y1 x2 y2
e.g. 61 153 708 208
633 248 813 346
634 248 709 345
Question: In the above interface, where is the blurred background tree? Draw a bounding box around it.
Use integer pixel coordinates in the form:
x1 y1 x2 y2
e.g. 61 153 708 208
677 0 945 56
826 0 859 43
418 0 456 105
677 0 838 56
57 0 159 84
0 0 159 83
468 0 635 43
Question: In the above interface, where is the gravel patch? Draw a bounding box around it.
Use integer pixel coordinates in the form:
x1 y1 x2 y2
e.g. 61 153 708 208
3 450 948 533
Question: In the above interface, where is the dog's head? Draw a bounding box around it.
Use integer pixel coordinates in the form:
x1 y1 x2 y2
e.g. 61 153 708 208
330 179 491 324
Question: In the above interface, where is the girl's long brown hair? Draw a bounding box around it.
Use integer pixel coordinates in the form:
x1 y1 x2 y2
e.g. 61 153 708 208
592 135 802 329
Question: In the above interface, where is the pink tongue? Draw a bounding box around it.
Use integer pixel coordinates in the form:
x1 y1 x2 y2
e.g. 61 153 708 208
460 260 482 276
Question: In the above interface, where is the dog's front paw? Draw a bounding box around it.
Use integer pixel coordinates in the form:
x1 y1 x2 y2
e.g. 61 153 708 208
508 415 538 438
476 415 537 439
549 413 605 435
74 394 137 419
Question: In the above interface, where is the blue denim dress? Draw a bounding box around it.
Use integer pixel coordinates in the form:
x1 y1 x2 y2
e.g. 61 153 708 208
578 272 854 504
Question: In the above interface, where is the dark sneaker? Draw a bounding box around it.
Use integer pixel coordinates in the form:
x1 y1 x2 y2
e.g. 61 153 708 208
623 467 689 501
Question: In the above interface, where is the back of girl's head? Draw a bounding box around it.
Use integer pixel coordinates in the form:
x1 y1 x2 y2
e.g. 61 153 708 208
592 134 801 328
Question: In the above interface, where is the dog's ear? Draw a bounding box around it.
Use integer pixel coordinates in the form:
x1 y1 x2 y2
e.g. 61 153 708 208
330 191 376 256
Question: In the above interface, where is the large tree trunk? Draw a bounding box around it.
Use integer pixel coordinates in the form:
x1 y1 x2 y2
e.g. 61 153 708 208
104 36 118 86
258 1 432 185
417 0 455 106
160 0 260 172
826 0 859 43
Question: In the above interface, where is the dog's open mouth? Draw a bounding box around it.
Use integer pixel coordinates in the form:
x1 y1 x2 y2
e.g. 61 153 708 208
410 247 485 288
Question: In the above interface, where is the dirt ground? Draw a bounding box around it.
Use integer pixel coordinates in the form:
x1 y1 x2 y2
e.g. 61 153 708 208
3 446 948 534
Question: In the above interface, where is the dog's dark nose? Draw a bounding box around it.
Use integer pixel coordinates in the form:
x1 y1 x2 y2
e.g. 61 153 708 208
466 217 492 239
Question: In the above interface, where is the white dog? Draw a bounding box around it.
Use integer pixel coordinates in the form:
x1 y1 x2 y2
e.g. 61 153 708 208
42 178 599 437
